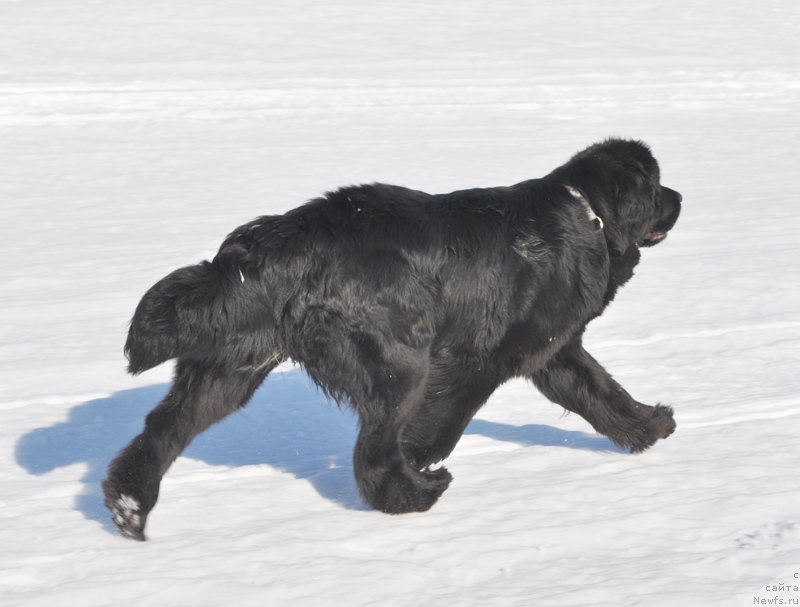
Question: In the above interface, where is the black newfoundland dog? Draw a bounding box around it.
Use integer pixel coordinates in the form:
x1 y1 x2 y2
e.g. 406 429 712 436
104 138 682 540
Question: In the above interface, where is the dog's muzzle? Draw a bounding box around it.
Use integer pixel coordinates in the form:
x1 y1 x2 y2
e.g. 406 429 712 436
640 186 682 247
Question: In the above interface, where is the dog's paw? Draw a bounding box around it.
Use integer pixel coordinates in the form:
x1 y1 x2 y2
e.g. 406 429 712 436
613 404 676 454
103 460 159 542
650 404 677 439
403 444 450 473
361 464 453 514
103 441 163 540
102 475 155 541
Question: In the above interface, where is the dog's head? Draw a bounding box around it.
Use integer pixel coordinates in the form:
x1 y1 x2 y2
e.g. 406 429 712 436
557 138 682 257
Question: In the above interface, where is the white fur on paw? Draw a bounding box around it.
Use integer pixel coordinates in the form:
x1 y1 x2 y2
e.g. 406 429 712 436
112 494 142 536
421 460 446 472
116 494 140 515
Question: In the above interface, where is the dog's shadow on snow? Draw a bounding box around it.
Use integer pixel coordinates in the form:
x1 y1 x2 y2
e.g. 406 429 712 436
15 368 620 534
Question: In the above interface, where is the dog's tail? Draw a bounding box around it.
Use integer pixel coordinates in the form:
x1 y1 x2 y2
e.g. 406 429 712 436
124 245 264 375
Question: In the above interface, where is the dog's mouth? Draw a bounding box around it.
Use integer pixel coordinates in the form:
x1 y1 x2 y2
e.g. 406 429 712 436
639 231 668 247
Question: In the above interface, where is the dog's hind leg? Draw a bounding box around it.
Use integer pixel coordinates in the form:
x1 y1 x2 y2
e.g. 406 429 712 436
530 339 676 452
102 355 277 540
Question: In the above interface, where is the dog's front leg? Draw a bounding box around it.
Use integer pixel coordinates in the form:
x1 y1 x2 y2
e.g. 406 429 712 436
529 339 675 452
350 354 453 514
354 406 453 514
401 352 501 471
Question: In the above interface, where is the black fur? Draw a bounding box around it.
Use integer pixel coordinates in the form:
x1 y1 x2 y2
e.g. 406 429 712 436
104 138 683 540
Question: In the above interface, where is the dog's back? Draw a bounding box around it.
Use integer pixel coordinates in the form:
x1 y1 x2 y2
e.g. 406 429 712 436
124 182 535 375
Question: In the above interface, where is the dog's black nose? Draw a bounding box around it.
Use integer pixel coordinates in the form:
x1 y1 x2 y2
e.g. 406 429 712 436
662 186 682 204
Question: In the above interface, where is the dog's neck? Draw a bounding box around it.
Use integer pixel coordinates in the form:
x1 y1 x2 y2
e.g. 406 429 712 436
564 185 604 231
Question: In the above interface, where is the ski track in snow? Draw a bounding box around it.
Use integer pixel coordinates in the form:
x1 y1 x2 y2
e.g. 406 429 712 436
2 1 800 606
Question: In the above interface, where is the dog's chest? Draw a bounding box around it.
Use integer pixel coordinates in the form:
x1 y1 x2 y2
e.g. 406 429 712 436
499 257 612 376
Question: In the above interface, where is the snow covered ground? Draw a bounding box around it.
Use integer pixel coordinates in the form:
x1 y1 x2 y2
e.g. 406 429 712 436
2 1 799 605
